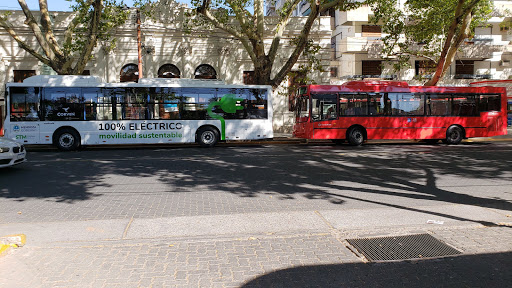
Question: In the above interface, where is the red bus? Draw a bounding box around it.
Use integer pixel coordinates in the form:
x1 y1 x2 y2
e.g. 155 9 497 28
293 81 507 145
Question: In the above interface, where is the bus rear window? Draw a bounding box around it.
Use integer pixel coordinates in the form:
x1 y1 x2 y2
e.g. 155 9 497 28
479 94 500 112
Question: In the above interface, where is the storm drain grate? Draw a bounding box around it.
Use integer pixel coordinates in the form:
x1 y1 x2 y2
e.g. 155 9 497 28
346 233 462 261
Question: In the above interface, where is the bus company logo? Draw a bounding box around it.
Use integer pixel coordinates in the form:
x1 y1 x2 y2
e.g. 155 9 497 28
57 107 76 117
13 125 20 132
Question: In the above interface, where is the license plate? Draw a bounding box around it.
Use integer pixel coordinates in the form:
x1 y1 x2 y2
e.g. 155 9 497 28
16 154 25 160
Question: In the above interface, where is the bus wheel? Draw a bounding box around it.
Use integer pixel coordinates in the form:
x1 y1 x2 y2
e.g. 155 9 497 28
197 126 219 148
55 128 80 151
347 127 365 146
445 126 463 145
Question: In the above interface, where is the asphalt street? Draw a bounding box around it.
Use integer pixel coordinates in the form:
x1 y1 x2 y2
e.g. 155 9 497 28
0 139 511 287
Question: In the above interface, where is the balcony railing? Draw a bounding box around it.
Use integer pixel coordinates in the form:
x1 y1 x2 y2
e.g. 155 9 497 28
453 74 492 80
341 75 397 80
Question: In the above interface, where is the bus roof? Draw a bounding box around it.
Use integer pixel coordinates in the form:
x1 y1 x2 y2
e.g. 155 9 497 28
470 80 512 98
307 81 505 94
6 75 272 89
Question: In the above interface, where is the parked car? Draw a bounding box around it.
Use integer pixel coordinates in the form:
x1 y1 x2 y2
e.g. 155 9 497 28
0 138 27 168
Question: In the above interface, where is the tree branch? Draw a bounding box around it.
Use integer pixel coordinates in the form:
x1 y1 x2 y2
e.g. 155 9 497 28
425 0 479 86
73 0 103 73
268 0 302 64
225 0 258 40
0 20 51 66
196 3 257 62
64 0 95 50
271 2 320 87
38 0 65 59
17 0 56 61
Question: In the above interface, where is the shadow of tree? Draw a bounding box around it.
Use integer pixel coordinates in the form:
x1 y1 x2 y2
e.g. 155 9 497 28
241 251 512 288
0 142 511 224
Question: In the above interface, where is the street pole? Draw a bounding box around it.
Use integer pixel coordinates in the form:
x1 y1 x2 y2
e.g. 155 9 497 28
136 9 143 80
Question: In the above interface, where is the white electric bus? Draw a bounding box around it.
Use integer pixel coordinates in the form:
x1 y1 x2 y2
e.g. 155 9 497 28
3 75 273 150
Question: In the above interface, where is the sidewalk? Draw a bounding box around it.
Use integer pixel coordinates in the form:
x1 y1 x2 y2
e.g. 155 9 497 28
1 205 511 287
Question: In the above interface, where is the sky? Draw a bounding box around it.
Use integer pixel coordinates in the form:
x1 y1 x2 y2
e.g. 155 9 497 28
0 0 190 12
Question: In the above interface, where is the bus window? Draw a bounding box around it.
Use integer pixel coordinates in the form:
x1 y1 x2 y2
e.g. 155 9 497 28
246 89 268 119
389 93 424 116
181 88 216 120
452 95 478 116
340 94 368 116
82 88 102 120
150 88 180 120
10 87 40 121
43 87 83 121
427 94 451 116
311 93 337 121
368 93 383 116
123 88 148 120
295 96 309 122
216 88 246 120
479 94 501 112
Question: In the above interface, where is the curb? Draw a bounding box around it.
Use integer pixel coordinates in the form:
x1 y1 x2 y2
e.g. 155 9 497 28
0 234 26 256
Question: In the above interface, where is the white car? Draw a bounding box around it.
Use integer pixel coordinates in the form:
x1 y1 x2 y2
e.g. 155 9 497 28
0 137 27 168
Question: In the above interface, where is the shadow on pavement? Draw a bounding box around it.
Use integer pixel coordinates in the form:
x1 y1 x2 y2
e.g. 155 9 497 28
1 142 511 225
241 251 512 288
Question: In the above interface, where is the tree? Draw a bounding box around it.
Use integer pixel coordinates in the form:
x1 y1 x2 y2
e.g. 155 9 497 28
368 0 492 86
0 0 128 75
184 0 363 88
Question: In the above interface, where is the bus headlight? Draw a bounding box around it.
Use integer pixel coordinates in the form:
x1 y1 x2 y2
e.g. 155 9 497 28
0 147 10 153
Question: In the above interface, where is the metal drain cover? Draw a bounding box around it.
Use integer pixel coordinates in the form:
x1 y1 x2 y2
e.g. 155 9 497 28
346 233 462 261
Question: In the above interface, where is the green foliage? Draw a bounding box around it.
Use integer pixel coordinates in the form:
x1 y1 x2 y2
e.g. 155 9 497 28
291 37 325 84
367 0 493 75
65 0 129 56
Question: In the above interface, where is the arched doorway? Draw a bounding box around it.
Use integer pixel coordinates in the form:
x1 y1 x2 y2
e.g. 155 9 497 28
120 64 139 82
194 64 217 79
158 64 181 78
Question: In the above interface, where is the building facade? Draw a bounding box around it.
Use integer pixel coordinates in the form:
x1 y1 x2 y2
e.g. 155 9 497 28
270 0 512 85
0 3 332 134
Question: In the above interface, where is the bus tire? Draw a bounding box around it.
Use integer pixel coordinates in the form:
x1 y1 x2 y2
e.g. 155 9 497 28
54 128 80 151
347 126 365 146
197 126 219 148
445 125 464 145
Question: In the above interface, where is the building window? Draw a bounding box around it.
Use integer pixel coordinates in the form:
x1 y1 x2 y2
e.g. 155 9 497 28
362 60 382 76
455 60 474 78
243 71 255 84
331 37 336 60
158 64 180 78
330 67 338 78
194 64 217 79
120 64 139 83
415 60 436 76
14 70 36 83
362 25 381 37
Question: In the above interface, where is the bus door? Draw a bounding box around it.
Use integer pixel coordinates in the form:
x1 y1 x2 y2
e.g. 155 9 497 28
8 87 41 144
311 93 339 139
293 95 310 138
